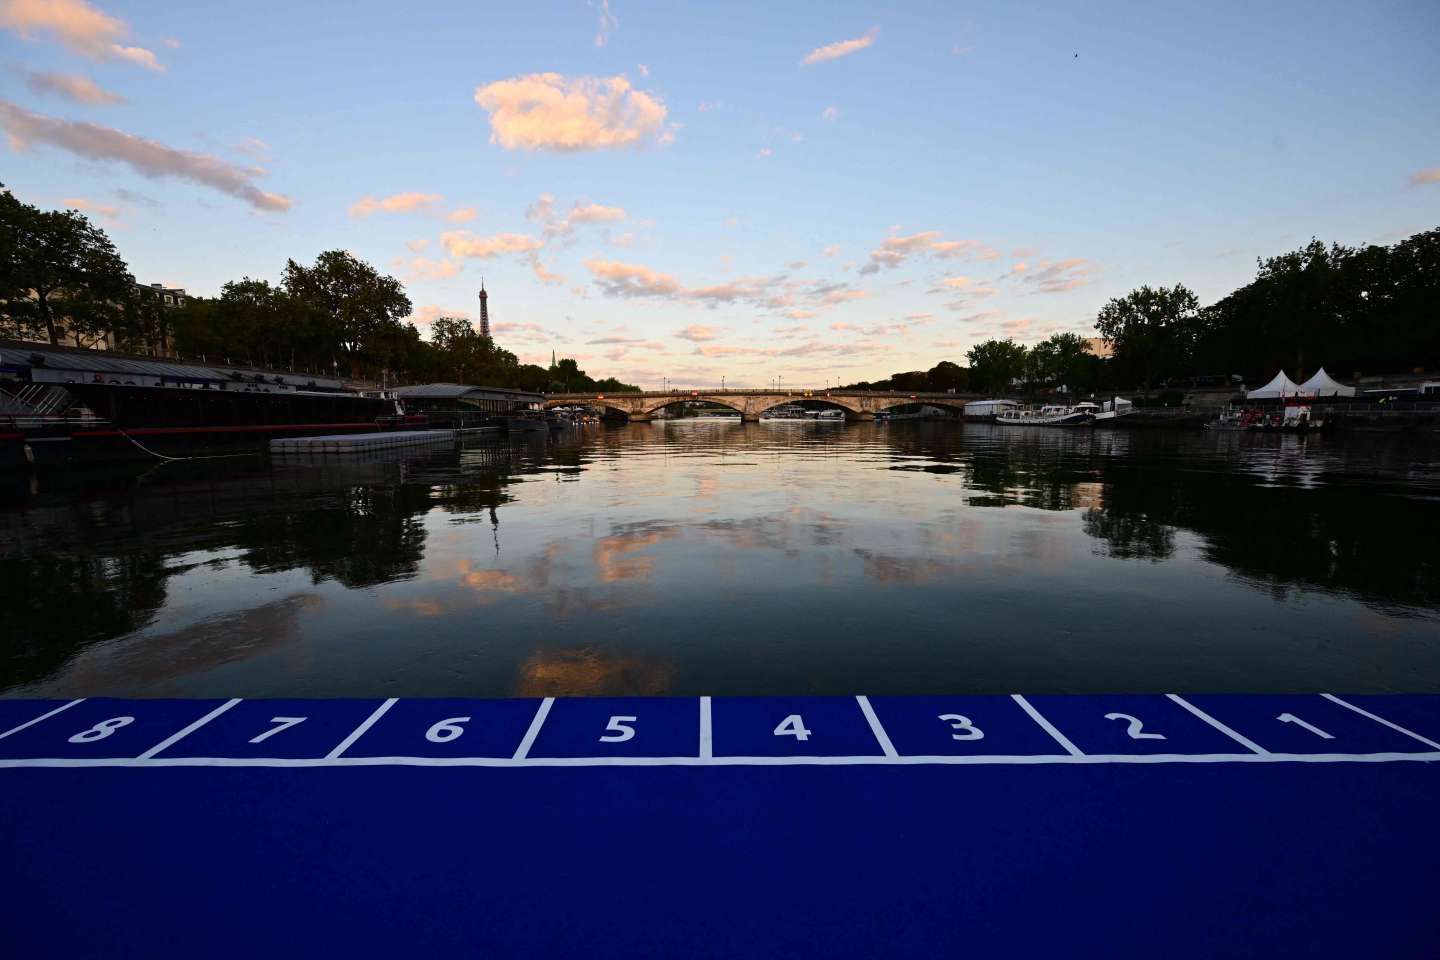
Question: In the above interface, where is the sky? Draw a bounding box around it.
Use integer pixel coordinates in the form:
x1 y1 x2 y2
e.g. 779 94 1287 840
2 0 1438 388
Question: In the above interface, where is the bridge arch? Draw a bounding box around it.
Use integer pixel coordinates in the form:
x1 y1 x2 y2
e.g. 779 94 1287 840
748 394 864 419
639 395 748 418
870 396 968 417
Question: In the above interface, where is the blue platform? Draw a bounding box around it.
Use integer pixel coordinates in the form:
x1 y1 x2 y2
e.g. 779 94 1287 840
4 693 1439 956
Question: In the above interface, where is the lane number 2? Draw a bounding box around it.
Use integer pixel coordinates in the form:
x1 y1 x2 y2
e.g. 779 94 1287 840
1277 713 1335 739
249 716 307 744
600 716 637 742
774 715 811 741
938 714 984 741
1104 712 1166 740
426 717 470 743
69 716 135 743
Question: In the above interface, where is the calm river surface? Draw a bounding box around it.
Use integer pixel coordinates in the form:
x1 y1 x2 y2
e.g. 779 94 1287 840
3 421 1438 698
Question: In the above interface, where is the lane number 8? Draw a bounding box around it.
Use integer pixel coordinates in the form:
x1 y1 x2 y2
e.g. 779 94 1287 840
69 716 135 743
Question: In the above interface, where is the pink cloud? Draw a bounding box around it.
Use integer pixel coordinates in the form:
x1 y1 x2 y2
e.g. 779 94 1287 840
474 73 667 151
1410 167 1440 187
677 324 720 342
440 230 544 258
13 67 124 105
447 207 477 223
1 0 162 70
0 101 290 211
349 192 442 217
802 27 879 66
1023 258 1095 293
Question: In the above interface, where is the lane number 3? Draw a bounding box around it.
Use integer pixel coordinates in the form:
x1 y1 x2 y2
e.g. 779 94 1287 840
938 714 984 741
1105 712 1166 740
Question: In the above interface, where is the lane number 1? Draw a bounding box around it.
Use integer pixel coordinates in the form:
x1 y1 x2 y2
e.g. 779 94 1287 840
1277 713 1335 739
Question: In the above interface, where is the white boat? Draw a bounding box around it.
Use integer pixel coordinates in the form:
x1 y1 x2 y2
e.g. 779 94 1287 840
996 403 1095 426
1092 397 1133 423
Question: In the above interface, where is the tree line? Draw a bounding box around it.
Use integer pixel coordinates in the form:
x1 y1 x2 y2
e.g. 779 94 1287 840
0 185 638 393
849 227 1438 397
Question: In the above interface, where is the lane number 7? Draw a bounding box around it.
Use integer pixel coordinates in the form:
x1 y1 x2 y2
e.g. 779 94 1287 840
249 716 307 744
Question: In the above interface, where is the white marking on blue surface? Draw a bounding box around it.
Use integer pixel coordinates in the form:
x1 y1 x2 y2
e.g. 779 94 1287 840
512 697 554 760
1322 694 1440 751
0 699 85 741
1166 695 1268 755
138 699 242 759
856 696 898 758
1011 694 1084 756
326 698 398 759
699 696 713 759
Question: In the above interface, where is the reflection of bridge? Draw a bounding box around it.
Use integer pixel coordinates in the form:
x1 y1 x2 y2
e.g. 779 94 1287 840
544 390 983 422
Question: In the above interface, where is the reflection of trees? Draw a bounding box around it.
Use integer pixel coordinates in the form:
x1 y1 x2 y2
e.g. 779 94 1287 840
1082 509 1175 561
0 552 168 691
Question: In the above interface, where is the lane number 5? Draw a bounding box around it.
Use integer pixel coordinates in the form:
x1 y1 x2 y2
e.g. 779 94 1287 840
600 716 637 742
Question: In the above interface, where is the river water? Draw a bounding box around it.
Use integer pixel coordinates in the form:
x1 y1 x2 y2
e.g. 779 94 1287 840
3 421 1438 698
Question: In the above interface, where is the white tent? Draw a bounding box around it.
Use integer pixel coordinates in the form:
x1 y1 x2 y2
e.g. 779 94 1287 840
1297 367 1356 397
1247 370 1308 399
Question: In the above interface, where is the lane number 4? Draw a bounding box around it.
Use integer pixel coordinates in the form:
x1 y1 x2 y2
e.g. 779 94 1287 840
774 715 812 741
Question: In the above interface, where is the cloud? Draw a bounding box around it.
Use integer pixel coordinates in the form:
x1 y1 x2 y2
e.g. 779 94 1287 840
408 304 471 330
232 136 270 159
12 67 124 105
637 63 648 77
905 312 934 321
787 260 807 269
112 187 156 206
611 231 635 247
697 101 719 112
822 244 840 257
474 72 668 151
859 229 1001 274
570 201 625 224
60 195 120 221
1410 167 1440 187
349 192 442 217
160 35 180 48
440 230 544 258
0 101 291 211
1022 258 1095 293
934 276 972 290
677 324 719 342
594 0 616 47
820 289 867 305
757 147 772 158
528 253 565 285
527 194 627 237
802 27 879 66
584 258 682 297
1 0 163 69
447 207 477 223
394 256 461 281
406 238 429 252
822 106 839 121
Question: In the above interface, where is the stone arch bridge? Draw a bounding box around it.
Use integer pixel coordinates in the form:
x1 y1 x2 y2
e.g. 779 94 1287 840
543 390 982 422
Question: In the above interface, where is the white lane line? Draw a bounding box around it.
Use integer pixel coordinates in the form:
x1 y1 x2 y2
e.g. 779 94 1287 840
512 697 554 760
699 696 713 759
0 699 85 742
1323 693 1440 751
1012 694 1084 756
3 751 1439 769
1167 694 1269 755
326 699 398 759
137 699 242 760
856 695 898 758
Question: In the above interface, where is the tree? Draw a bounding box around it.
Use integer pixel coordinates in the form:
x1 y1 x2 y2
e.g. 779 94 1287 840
1094 283 1200 391
282 250 411 377
1027 332 1097 392
966 339 1029 394
0 186 133 345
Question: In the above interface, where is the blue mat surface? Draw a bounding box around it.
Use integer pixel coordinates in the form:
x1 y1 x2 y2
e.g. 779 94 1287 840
4 694 1439 956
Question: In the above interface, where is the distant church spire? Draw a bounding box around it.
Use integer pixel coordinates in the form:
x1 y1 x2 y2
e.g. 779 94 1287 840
478 278 490 340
